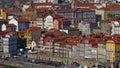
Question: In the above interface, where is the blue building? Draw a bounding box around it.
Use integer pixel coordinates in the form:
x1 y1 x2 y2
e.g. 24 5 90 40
18 18 30 31
0 30 17 54
5 24 16 31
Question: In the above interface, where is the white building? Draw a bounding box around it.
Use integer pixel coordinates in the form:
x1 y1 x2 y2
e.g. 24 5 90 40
111 21 120 35
8 18 18 32
44 15 54 29
30 18 44 28
1 24 6 31
78 22 91 35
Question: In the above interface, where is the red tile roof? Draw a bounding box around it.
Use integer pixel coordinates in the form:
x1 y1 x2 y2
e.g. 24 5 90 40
0 30 15 36
44 30 63 36
36 8 48 12
4 9 21 13
77 7 95 11
5 24 16 27
26 8 36 11
54 8 74 12
100 4 120 10
23 13 33 17
102 17 120 23
28 26 40 31
98 40 106 44
18 18 29 22
67 42 77 46
34 2 53 6
55 18 70 23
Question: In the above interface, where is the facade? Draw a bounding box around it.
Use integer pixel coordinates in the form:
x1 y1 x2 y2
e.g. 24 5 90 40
54 8 74 23
106 40 115 63
77 9 96 23
115 42 120 61
18 18 30 31
30 18 44 28
79 43 85 60
98 41 106 63
53 18 71 30
24 27 41 48
101 20 112 36
96 5 120 20
78 22 91 35
44 15 54 29
0 31 17 54
91 42 97 60
2 24 16 31
8 18 18 31
92 27 102 33
0 19 7 31
111 21 120 35
60 28 80 36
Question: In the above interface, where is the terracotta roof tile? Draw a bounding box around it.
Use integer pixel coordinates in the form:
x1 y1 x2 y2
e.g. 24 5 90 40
0 30 15 36
4 9 21 13
28 26 40 31
5 24 16 27
18 18 29 22
34 2 53 6
55 18 70 23
23 13 33 17
100 4 120 10
26 8 36 11
54 8 74 12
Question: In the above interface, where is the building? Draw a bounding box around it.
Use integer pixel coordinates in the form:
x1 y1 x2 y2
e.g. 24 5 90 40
106 40 115 63
18 18 30 31
0 30 17 54
97 41 106 63
8 18 18 31
101 20 112 36
54 8 74 23
96 4 120 20
0 19 7 31
111 21 120 35
24 26 41 48
60 28 81 36
53 18 71 30
1 24 16 31
77 8 96 23
78 22 91 35
44 15 54 29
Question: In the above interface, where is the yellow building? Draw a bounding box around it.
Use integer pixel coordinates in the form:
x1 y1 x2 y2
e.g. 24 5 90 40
24 30 32 48
106 40 115 63
96 9 105 20
0 10 7 20
96 8 120 20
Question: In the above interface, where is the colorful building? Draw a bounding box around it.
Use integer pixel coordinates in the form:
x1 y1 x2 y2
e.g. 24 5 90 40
0 30 17 54
106 40 115 63
53 18 71 30
18 18 30 31
24 26 41 48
